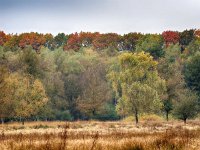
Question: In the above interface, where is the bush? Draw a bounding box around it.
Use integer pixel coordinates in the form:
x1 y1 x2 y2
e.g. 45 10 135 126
94 103 120 121
55 110 73 121
140 114 164 122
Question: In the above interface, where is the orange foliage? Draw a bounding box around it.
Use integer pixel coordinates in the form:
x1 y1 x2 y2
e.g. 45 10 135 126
0 31 11 46
92 33 121 50
64 32 99 51
162 31 180 46
194 29 200 38
18 32 46 51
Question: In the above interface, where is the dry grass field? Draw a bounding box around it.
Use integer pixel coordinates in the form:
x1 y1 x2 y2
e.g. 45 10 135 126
0 120 200 150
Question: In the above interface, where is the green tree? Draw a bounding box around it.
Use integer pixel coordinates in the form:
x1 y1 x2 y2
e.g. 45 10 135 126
64 75 82 119
173 89 199 124
163 99 173 121
122 32 143 51
54 33 68 48
108 52 166 125
187 38 200 55
184 52 200 97
158 44 183 121
179 29 195 46
136 34 164 59
19 46 41 78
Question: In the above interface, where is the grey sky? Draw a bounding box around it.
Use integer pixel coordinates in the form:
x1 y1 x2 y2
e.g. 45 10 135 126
0 0 200 35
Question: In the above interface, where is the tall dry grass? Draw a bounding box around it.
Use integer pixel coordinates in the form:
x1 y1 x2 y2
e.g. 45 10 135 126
0 121 200 150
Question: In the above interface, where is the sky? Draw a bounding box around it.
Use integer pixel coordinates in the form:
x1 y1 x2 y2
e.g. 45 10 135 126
0 0 200 35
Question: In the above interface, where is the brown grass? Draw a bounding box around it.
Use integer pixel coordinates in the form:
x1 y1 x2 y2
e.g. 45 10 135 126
0 120 200 150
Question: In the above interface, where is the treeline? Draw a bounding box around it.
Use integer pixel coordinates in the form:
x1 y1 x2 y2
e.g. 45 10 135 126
1 29 200 124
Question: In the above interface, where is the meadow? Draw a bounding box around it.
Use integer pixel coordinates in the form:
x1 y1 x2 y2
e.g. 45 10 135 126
0 120 200 150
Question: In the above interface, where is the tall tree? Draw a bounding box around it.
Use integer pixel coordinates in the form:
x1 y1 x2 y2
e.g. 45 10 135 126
158 44 183 121
64 75 82 119
108 52 166 124
0 65 15 123
77 63 111 119
184 52 200 98
6 73 48 124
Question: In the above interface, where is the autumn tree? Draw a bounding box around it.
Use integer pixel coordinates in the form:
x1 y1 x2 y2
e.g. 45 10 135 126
79 32 99 47
63 32 98 51
108 52 166 125
4 35 20 51
0 31 10 46
194 29 200 38
122 32 143 51
6 73 48 124
64 33 80 51
0 48 13 123
162 31 180 47
0 65 15 123
18 32 46 51
93 33 121 50
77 63 112 119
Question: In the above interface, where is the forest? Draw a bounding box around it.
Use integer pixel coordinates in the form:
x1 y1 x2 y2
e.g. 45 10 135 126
1 29 200 125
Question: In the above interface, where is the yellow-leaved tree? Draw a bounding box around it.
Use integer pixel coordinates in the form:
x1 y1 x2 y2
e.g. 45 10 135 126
108 52 166 125
0 65 15 124
5 73 48 124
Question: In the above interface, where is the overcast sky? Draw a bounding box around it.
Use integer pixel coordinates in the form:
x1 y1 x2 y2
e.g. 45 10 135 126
0 0 200 35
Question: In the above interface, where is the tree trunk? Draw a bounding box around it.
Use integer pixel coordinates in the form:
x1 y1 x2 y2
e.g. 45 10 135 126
22 118 25 125
19 116 22 123
166 111 169 121
1 118 4 124
92 109 96 117
184 118 187 124
135 109 139 125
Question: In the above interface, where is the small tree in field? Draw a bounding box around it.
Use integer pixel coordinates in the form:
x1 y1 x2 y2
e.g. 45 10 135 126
173 89 199 124
108 52 166 125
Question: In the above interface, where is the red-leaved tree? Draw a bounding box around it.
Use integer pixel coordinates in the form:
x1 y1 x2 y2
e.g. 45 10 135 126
0 31 10 46
18 32 46 51
162 31 180 47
